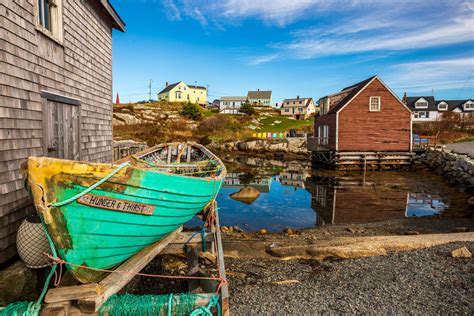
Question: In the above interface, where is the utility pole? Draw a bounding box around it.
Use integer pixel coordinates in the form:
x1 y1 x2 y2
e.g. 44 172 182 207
148 79 153 101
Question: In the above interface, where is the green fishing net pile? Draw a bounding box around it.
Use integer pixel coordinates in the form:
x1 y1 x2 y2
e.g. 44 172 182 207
0 301 37 316
98 293 219 316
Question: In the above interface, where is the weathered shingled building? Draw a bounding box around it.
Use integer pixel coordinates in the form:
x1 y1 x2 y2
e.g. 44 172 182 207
0 0 124 263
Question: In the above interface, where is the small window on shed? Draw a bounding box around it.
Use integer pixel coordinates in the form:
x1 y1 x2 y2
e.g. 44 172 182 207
36 0 63 43
369 96 381 112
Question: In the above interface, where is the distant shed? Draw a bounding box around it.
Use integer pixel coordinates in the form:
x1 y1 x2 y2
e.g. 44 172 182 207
0 0 125 263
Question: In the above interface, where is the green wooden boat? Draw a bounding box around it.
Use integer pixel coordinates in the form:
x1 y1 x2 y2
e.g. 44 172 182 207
24 142 226 283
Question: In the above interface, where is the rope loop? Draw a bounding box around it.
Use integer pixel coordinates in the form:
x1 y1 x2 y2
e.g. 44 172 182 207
49 162 130 208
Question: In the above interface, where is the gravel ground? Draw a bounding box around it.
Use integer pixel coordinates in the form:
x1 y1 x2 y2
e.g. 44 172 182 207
226 242 473 315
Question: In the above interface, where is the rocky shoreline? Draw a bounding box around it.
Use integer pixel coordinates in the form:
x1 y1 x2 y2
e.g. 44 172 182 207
209 138 309 157
413 147 474 194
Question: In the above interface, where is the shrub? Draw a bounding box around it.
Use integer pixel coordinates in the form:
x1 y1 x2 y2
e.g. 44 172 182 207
240 102 256 115
199 115 230 132
180 102 202 120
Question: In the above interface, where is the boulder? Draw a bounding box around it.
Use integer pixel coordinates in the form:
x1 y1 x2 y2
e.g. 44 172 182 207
468 196 474 208
0 261 38 306
451 246 472 258
230 187 261 204
233 225 243 232
199 251 217 264
113 113 140 125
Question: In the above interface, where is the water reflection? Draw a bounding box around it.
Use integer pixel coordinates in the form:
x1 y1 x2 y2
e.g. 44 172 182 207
224 173 271 193
279 167 310 189
189 155 467 232
406 193 448 217
305 176 448 226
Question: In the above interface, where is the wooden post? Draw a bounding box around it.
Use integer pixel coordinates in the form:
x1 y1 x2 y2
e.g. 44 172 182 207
167 145 172 164
186 244 200 293
78 227 183 313
214 207 230 316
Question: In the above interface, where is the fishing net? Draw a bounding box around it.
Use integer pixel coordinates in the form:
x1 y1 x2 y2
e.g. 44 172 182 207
98 293 220 316
0 301 34 316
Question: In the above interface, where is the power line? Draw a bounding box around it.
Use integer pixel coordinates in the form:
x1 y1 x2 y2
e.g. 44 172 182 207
457 70 474 98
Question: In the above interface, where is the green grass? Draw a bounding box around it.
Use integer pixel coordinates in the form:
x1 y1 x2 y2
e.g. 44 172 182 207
453 136 474 143
256 116 313 133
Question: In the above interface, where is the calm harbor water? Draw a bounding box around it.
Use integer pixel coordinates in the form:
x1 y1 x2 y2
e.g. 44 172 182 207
189 155 469 232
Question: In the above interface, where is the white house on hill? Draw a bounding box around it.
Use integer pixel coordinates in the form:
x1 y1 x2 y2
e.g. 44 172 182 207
219 96 248 114
280 97 317 119
404 96 474 122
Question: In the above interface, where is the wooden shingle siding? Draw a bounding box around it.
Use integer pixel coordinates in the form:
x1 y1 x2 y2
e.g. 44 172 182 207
0 0 119 263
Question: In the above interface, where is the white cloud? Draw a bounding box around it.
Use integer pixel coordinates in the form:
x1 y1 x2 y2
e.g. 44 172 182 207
220 0 328 26
246 54 279 65
191 7 208 27
281 18 474 59
159 0 474 75
162 0 181 21
160 0 376 27
385 57 474 93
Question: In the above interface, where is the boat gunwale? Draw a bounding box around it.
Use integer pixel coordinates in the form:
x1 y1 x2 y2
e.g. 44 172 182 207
115 141 228 181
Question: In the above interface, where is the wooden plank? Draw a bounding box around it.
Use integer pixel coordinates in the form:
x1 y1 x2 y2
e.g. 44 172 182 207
161 231 213 254
72 105 80 160
40 301 71 316
214 207 230 316
78 227 183 313
57 103 64 159
63 104 71 159
170 231 214 244
40 90 81 106
45 284 100 304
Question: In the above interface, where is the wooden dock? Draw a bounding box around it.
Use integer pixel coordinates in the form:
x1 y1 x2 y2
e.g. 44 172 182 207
112 140 147 161
40 204 229 315
312 151 415 169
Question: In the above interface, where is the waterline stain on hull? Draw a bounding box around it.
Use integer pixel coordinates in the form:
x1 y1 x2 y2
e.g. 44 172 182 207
25 145 225 283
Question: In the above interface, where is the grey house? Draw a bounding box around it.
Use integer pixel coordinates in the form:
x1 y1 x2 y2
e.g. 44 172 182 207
0 0 125 263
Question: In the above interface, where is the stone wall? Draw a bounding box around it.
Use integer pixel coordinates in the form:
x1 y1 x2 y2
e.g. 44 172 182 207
413 148 474 194
210 138 309 156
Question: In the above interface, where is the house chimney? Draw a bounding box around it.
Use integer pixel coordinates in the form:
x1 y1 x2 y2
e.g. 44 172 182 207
402 92 407 103
257 88 260 91
297 95 300 99
165 81 168 87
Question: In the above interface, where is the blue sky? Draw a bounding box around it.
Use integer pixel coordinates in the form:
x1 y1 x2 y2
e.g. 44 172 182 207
111 0 474 104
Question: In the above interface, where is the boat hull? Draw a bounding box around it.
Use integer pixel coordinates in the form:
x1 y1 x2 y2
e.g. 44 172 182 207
25 156 223 283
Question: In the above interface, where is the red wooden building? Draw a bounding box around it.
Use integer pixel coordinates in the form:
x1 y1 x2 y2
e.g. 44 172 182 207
307 76 413 168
